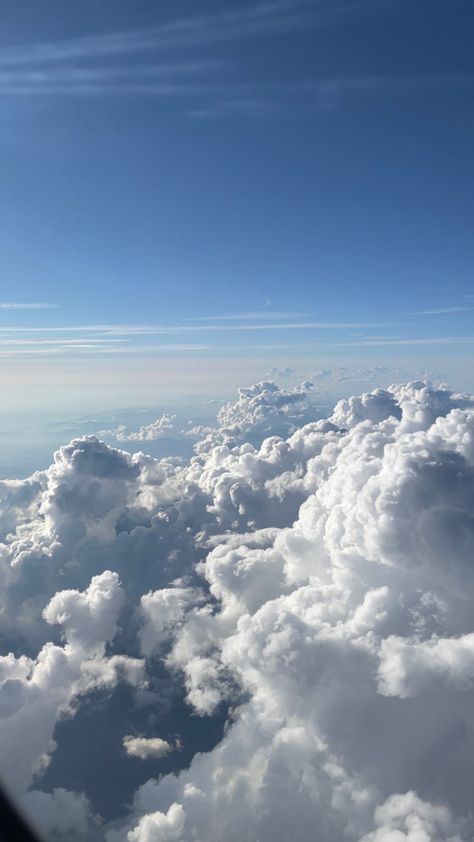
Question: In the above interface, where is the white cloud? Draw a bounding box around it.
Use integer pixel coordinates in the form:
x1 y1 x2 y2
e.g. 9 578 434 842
361 792 464 842
213 379 316 443
0 571 143 795
1 379 474 841
123 736 173 760
43 570 125 653
126 804 185 842
100 414 176 442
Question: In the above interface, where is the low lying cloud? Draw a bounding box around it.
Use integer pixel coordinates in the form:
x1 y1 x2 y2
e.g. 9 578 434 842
1 379 474 841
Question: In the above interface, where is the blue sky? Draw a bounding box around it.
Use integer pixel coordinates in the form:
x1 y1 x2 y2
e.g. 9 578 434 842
0 0 473 416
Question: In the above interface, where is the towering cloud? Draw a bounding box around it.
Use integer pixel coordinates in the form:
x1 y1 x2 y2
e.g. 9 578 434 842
0 380 473 841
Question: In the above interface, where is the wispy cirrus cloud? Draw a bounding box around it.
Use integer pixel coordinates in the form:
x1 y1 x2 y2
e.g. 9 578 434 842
0 341 212 358
0 302 58 310
0 0 469 104
0 318 385 358
1 70 472 101
0 321 383 335
0 338 121 346
411 305 473 315
0 61 223 97
0 1 353 68
339 336 474 346
0 1 357 98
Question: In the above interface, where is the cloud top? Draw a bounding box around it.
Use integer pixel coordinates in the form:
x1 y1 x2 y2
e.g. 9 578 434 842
1 379 474 841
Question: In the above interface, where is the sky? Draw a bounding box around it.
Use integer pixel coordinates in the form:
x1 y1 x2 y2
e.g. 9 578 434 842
0 0 473 431
2 7 474 841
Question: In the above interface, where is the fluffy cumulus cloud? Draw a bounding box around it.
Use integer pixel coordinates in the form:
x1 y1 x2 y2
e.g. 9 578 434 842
0 569 143 800
1 380 474 841
123 736 173 760
100 415 177 443
215 379 316 442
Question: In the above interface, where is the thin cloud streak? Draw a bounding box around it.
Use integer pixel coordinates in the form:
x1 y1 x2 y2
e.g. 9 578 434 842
0 339 125 346
411 306 473 315
338 337 474 346
0 0 469 102
0 2 357 68
0 61 215 82
0 1 469 105
0 302 58 310
0 321 384 336
0 72 472 99
0 343 212 358
0 61 224 96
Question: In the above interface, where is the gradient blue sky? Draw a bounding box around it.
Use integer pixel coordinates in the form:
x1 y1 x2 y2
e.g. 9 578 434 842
0 0 473 414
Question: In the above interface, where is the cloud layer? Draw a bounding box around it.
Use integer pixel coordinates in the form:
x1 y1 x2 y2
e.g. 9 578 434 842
1 379 474 841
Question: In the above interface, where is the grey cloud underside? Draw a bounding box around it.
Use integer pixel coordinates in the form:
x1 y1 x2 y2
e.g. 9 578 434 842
1 380 474 840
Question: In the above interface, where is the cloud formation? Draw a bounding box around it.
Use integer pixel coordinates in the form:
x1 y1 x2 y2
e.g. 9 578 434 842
100 414 176 443
123 736 173 760
1 379 474 841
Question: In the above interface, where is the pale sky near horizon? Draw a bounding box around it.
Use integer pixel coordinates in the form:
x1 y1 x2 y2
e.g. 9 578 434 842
0 0 473 416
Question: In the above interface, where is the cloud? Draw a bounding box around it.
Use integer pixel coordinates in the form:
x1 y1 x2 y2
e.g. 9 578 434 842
0 570 143 797
2 379 474 841
411 306 473 315
360 792 464 842
339 336 474 346
209 379 316 443
0 302 58 310
0 1 471 119
43 570 125 653
377 632 474 698
21 788 99 840
312 365 389 384
123 736 173 760
100 414 176 442
126 803 185 842
0 2 368 103
266 366 296 379
0 3 348 68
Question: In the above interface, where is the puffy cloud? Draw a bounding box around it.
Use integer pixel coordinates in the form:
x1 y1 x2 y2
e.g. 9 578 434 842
377 632 474 698
2 380 474 842
0 475 43 539
123 737 172 760
43 570 124 652
139 587 204 658
126 803 185 842
213 380 316 444
0 571 143 795
101 415 176 443
329 386 402 427
116 381 474 842
361 792 464 842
